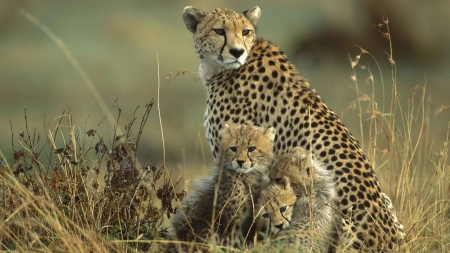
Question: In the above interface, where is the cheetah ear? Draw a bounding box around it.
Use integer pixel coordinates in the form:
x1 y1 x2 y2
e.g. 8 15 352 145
264 127 276 142
218 124 230 138
291 147 307 163
278 176 291 190
244 6 261 26
182 6 206 33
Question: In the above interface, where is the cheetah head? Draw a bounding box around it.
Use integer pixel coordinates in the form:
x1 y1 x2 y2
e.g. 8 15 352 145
182 6 261 72
219 124 275 174
270 147 337 203
256 176 297 235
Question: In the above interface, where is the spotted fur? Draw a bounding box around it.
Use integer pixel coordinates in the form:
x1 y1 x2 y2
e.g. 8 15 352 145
182 6 405 251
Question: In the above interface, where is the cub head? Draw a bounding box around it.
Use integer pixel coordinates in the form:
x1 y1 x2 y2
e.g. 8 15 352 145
269 147 336 202
269 147 308 185
182 6 261 70
256 176 297 235
218 124 275 173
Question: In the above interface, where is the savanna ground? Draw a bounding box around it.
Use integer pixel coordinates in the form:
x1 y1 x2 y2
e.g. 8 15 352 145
1 1 449 252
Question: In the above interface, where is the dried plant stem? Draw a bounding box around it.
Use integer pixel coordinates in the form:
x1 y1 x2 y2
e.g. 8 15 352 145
156 51 166 166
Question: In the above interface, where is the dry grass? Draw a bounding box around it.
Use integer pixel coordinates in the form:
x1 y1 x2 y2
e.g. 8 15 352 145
0 102 185 252
0 11 448 253
344 17 450 252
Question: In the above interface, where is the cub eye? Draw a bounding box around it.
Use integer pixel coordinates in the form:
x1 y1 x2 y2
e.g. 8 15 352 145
242 29 251 36
213 29 225 35
280 206 287 213
248 147 256 152
230 147 237 152
262 213 269 219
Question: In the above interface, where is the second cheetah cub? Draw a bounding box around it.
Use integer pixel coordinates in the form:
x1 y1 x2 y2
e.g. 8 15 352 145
170 124 275 250
254 176 297 241
266 147 340 252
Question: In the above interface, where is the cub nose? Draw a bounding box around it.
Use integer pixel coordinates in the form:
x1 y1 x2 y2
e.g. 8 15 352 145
237 160 245 167
274 223 284 230
229 48 244 58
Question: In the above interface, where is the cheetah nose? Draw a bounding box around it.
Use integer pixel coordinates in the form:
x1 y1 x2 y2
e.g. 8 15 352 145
274 223 284 230
237 160 245 167
229 48 244 58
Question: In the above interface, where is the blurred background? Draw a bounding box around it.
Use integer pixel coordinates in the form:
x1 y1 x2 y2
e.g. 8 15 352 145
1 0 449 185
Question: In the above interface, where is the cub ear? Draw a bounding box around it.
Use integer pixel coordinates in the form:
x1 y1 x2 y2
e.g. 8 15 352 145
182 6 206 33
219 123 233 136
244 6 261 26
277 175 291 190
224 123 230 131
264 127 276 142
291 147 307 163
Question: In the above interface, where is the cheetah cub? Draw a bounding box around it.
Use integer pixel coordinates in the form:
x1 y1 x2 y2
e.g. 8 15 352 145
266 147 340 252
254 176 297 241
170 124 275 251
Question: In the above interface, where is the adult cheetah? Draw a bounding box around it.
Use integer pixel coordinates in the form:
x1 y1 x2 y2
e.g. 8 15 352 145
182 6 405 252
170 124 275 250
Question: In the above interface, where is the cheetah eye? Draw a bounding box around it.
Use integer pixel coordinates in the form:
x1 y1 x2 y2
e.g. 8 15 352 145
248 146 256 152
242 29 251 36
280 206 287 213
262 213 269 219
230 147 237 152
213 29 225 36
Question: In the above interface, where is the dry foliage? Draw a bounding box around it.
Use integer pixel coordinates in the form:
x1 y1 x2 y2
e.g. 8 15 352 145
0 100 184 252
